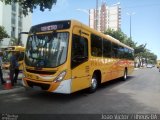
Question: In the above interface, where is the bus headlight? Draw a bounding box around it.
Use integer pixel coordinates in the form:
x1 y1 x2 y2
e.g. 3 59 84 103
54 71 66 82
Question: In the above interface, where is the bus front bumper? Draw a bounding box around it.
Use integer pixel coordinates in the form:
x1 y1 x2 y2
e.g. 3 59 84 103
22 78 72 94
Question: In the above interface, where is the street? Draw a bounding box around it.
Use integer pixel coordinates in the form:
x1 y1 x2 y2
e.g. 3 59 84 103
0 67 160 114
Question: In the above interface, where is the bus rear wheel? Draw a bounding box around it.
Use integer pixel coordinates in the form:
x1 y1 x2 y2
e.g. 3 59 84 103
89 74 98 93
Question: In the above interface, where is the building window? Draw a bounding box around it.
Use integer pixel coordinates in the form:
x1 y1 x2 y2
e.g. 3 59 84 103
11 27 16 38
11 13 16 25
12 27 15 32
11 2 16 12
18 6 23 18
18 20 22 28
11 18 16 25
18 28 22 34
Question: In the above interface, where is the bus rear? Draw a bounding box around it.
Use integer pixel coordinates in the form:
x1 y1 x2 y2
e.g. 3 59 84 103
2 46 25 71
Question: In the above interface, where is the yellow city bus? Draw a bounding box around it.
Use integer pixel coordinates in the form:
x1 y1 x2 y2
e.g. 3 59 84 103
22 20 134 94
2 46 25 71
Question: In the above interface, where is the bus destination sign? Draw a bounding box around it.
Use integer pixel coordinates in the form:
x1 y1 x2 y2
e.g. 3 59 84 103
41 25 61 31
30 20 71 33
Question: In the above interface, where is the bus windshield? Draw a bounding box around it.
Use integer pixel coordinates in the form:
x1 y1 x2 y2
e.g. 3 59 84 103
25 32 69 68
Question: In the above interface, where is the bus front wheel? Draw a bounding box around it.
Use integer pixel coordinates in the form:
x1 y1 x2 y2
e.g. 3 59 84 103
89 74 98 93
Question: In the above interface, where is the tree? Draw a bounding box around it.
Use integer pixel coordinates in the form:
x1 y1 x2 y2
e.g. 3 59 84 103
144 50 157 64
134 43 157 66
104 28 137 48
134 44 147 67
0 25 10 45
104 29 126 43
0 0 57 16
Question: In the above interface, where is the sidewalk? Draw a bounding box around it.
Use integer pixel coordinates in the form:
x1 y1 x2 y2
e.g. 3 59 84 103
0 70 24 94
0 80 24 95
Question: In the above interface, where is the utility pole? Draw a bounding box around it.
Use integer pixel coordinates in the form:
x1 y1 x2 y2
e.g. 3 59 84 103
127 12 135 40
129 15 132 39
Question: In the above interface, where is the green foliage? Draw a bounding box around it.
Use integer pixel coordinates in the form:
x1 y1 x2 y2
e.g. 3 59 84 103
125 37 137 48
0 25 9 41
104 28 137 48
104 29 126 43
134 44 147 56
0 0 57 16
0 26 9 46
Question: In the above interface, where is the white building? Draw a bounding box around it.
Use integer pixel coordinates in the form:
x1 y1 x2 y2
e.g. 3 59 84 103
89 2 121 33
0 2 32 47
109 4 121 30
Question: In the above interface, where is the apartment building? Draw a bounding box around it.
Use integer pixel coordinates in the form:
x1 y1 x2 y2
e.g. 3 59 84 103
89 2 121 33
0 2 32 46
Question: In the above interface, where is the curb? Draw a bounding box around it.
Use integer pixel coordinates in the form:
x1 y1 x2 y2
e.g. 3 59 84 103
0 87 25 95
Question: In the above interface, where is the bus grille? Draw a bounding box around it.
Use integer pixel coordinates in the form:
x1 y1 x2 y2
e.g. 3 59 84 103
27 81 50 90
26 69 56 75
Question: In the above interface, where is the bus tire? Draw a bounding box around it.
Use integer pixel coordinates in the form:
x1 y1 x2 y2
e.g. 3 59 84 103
89 74 98 93
122 69 127 81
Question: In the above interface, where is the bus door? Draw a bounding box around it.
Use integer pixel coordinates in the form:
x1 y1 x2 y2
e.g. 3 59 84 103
71 26 90 92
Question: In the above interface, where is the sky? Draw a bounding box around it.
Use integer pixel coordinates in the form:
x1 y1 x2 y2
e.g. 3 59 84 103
32 0 160 59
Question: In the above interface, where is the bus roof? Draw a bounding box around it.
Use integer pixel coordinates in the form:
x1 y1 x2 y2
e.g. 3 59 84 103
71 19 134 51
2 46 25 52
30 19 134 51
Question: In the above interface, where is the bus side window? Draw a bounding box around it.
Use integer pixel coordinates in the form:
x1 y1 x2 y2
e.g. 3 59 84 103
112 43 118 58
103 39 112 58
91 34 102 57
71 34 88 69
92 47 98 56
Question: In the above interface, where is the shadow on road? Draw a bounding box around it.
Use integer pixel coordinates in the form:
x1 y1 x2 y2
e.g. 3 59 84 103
99 75 134 90
23 75 136 103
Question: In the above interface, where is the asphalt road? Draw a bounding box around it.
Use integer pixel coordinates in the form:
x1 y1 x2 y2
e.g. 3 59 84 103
0 67 160 115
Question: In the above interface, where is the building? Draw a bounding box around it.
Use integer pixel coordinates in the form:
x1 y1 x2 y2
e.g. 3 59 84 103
89 2 121 33
0 2 32 47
